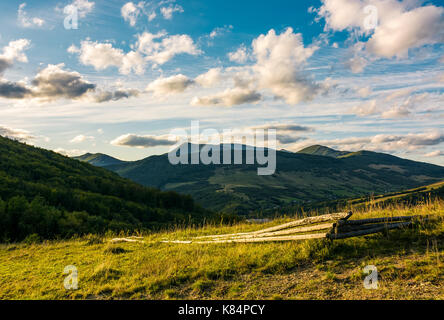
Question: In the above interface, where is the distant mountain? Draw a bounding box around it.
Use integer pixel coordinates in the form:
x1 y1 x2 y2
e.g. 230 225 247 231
73 153 125 167
0 137 210 241
75 144 444 215
298 145 350 158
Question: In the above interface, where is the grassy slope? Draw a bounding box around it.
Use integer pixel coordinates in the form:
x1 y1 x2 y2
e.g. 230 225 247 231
1 200 443 300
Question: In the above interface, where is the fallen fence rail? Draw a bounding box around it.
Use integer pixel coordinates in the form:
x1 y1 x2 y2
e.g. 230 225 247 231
162 212 430 244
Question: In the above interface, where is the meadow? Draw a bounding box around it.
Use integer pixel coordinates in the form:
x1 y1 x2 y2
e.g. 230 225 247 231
0 199 443 300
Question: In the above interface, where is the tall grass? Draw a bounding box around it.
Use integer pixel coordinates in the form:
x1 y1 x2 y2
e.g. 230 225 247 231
0 199 442 299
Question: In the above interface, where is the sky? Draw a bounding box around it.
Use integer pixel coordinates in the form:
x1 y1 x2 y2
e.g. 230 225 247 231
0 0 443 165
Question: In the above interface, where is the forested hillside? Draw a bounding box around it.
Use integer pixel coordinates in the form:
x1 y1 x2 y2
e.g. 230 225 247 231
0 136 211 242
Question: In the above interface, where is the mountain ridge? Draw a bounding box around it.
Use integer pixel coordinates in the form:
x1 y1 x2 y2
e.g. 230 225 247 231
74 144 444 214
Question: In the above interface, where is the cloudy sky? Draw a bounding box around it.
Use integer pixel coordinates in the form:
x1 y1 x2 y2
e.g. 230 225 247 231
0 0 443 164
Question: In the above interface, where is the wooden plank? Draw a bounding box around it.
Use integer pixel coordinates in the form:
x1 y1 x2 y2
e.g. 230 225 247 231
205 223 334 240
337 215 426 226
336 222 391 233
195 212 352 239
194 232 328 243
327 221 413 240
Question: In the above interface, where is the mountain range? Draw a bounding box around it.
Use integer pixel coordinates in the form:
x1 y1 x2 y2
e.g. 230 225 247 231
74 144 444 214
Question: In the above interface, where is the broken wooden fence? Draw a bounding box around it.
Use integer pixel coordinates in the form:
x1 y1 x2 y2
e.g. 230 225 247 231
163 212 429 244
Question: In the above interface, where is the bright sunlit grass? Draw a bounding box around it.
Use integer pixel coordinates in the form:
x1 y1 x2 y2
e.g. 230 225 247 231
0 199 443 300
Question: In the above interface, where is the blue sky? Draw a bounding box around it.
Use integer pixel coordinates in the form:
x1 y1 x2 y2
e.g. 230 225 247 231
0 0 443 164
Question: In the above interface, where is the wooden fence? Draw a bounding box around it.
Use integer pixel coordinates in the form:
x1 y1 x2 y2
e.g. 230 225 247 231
163 212 429 244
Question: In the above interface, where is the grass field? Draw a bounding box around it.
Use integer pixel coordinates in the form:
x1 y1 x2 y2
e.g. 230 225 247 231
0 199 443 300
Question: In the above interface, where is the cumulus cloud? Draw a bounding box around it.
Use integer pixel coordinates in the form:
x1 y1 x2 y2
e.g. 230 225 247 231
30 64 96 101
69 40 146 75
191 28 322 106
146 74 194 95
0 64 96 101
0 125 34 142
316 0 444 60
0 63 139 103
18 3 45 28
252 28 319 104
111 133 176 148
191 88 261 107
137 31 201 65
64 0 95 18
228 45 249 63
70 31 200 74
195 68 222 88
0 80 31 99
0 39 30 74
160 4 183 20
121 2 141 26
70 134 94 143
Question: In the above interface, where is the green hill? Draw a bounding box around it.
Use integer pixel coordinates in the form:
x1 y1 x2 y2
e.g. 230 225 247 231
76 144 444 215
73 153 125 167
0 136 211 242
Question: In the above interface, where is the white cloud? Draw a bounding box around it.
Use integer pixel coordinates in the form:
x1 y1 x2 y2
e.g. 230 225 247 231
299 131 444 153
146 74 194 95
424 150 443 157
69 40 146 75
70 134 94 143
64 0 95 18
381 105 411 119
228 45 249 63
30 63 96 101
346 54 367 73
148 11 156 21
0 39 31 74
357 86 371 98
317 0 444 59
0 61 139 103
351 99 378 116
111 133 175 148
385 88 413 101
160 4 183 20
252 28 319 104
209 25 233 38
191 28 323 107
54 148 87 157
195 68 222 88
191 87 261 107
137 31 201 65
18 3 45 28
0 125 34 142
121 2 141 26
